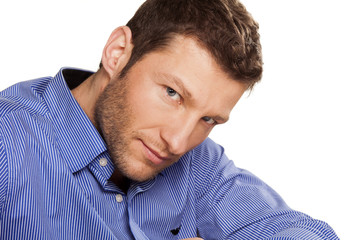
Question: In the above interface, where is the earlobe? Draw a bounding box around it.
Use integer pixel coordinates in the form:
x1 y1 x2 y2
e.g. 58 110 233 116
101 26 133 78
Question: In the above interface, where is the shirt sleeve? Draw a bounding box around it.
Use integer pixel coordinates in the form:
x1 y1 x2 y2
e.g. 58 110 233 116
0 132 8 220
192 138 339 240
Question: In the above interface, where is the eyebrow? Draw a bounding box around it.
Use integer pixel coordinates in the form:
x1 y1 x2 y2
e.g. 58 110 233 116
155 72 192 99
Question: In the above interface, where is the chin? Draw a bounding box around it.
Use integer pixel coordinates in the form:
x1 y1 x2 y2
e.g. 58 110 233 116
119 162 163 183
112 147 170 183
127 170 159 182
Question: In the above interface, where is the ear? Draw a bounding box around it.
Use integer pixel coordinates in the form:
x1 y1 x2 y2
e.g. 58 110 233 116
101 26 133 78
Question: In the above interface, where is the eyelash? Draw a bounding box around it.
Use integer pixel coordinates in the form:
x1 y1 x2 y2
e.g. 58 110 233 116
165 87 217 126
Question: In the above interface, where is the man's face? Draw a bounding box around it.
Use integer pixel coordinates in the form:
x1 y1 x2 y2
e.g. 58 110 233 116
95 36 246 182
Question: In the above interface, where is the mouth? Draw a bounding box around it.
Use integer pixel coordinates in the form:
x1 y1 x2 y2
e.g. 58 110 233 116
140 140 171 165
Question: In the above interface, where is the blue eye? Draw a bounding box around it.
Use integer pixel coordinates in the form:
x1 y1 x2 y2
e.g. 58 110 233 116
202 116 216 125
166 87 176 96
166 87 181 102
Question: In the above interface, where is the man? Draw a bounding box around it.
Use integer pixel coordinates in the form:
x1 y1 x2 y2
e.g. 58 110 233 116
0 0 338 239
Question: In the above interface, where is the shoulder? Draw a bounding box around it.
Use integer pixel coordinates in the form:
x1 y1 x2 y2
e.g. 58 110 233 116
190 138 267 198
189 138 230 196
191 138 226 172
192 138 224 162
0 77 53 171
0 77 51 119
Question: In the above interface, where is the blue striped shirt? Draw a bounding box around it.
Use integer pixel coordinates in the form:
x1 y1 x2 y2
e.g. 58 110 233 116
0 68 338 239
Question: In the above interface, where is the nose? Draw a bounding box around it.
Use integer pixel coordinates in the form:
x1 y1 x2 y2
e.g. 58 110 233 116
160 114 199 156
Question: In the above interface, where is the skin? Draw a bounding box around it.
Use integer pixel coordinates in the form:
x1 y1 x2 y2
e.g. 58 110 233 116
72 26 247 239
73 25 246 184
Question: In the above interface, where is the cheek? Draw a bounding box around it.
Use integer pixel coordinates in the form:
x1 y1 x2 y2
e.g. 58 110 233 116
189 127 212 149
127 85 169 128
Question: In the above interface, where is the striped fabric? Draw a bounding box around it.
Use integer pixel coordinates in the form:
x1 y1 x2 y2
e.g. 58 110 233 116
0 68 338 239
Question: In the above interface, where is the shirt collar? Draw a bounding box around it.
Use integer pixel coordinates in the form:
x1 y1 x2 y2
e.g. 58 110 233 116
43 67 107 173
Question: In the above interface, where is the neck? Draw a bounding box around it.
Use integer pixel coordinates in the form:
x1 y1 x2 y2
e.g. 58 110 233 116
71 68 110 125
72 70 130 191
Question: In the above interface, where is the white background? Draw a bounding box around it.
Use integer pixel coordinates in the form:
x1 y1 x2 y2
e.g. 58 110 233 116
0 0 358 239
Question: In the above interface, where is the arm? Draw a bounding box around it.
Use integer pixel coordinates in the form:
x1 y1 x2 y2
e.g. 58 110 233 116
0 132 8 220
192 138 338 239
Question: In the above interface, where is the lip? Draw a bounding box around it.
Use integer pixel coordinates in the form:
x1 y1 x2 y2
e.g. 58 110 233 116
140 140 170 165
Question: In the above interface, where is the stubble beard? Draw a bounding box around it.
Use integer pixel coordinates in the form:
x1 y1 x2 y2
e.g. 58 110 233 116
94 76 160 183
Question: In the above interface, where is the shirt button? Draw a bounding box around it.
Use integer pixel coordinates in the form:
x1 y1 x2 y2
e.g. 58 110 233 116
99 158 108 167
116 194 123 203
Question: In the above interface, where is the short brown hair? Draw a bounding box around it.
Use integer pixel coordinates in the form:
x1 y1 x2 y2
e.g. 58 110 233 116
116 0 263 90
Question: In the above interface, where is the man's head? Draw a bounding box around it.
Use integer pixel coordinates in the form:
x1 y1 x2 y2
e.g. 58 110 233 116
94 0 262 183
103 0 262 89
